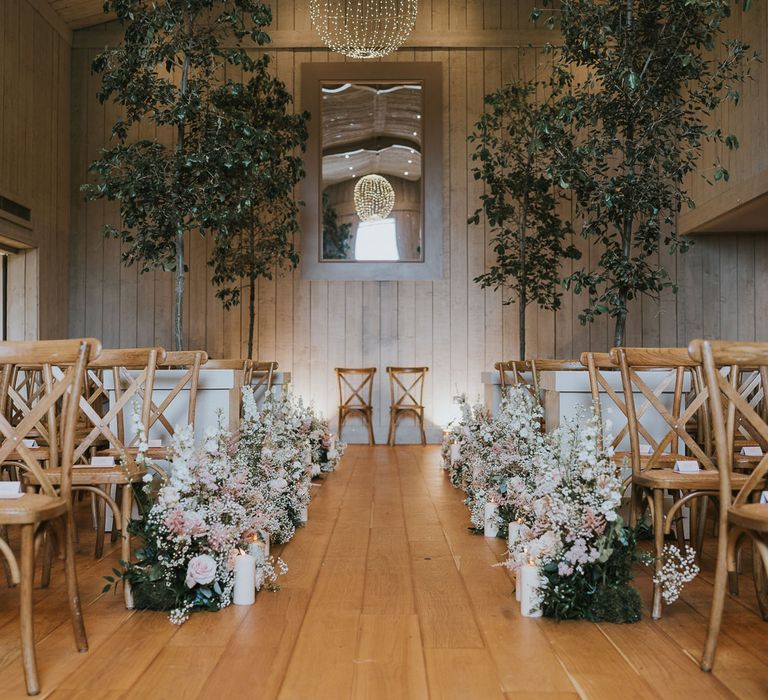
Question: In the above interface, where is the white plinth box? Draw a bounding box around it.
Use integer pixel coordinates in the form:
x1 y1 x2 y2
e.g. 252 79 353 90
481 369 689 453
105 369 292 445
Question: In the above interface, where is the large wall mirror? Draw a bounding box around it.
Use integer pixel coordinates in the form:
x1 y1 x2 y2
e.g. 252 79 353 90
300 63 443 281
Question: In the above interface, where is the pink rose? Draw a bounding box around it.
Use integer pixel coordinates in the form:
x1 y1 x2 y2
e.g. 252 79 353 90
185 554 217 588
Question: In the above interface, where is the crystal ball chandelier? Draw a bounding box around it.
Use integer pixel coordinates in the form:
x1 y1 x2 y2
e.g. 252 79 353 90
309 0 419 59
354 174 396 221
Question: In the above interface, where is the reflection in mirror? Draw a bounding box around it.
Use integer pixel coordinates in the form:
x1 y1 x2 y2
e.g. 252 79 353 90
320 82 423 262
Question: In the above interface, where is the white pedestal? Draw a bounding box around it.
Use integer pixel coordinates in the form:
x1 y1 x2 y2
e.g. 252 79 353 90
105 369 291 444
481 368 689 453
481 370 533 416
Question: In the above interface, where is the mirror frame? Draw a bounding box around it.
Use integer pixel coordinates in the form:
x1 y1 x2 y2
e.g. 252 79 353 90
300 62 443 281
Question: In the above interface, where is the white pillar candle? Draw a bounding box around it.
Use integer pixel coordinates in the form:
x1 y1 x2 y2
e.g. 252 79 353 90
484 502 499 538
519 563 544 618
232 551 256 605
515 570 522 602
299 504 308 523
450 443 461 464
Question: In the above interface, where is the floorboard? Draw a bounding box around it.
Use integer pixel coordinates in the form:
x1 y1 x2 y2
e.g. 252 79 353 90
0 446 766 699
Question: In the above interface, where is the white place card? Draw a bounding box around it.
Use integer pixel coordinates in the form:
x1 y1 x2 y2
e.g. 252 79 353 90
0 481 23 499
89 456 116 467
148 439 163 448
674 460 700 473
740 445 763 457
639 444 652 455
21 438 38 448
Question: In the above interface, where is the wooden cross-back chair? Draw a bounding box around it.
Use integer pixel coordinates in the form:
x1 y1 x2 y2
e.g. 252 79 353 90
30 347 165 607
335 367 376 445
690 340 768 672
387 366 429 446
142 350 208 456
0 366 58 482
246 361 278 405
0 338 100 696
612 346 756 619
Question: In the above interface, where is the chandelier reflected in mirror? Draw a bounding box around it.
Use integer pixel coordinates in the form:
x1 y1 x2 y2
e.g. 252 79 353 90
309 0 419 59
354 174 396 221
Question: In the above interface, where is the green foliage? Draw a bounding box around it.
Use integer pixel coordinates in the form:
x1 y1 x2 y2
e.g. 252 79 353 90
321 192 353 260
206 68 309 358
469 81 579 359
540 0 756 346
83 0 274 350
540 524 642 623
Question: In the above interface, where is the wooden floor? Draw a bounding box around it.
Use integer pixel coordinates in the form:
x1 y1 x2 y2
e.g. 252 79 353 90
1 446 768 699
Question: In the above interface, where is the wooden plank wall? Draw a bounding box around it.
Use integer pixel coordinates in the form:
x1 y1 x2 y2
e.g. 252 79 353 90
682 1 768 231
0 0 71 340
67 0 768 435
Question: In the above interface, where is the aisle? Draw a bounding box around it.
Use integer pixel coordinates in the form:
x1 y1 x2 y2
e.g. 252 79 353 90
1 447 768 698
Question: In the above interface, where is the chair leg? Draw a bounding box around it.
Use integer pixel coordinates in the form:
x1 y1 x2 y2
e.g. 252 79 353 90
1 524 15 587
366 410 376 446
94 490 106 559
62 512 88 653
695 495 708 558
120 484 134 610
19 524 39 696
701 516 730 671
338 409 345 443
387 410 396 446
40 531 53 589
753 539 768 621
652 488 665 620
419 410 427 446
727 529 742 595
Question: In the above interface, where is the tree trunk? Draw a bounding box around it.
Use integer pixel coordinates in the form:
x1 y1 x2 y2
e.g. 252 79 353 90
518 179 530 360
247 273 256 360
174 231 185 351
173 50 190 351
613 0 634 350
246 211 256 359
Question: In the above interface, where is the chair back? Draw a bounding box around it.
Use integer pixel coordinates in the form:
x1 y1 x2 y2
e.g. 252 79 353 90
336 367 376 410
611 347 713 475
494 360 540 407
0 339 100 498
387 366 428 409
689 340 768 507
153 350 208 438
247 361 278 404
72 347 165 463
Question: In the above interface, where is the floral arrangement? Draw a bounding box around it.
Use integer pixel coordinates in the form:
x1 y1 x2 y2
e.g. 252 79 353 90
238 389 312 544
303 401 344 476
442 391 545 534
444 386 642 623
105 390 342 624
108 419 286 624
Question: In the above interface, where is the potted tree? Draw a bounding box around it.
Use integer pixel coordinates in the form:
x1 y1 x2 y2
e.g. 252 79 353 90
469 80 579 359
539 0 755 346
207 67 309 360
84 0 274 350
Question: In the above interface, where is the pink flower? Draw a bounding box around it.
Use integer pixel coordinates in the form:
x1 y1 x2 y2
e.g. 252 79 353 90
185 554 217 588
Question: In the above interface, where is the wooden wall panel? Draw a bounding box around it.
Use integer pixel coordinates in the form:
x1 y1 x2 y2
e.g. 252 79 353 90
67 0 768 439
1 0 70 340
